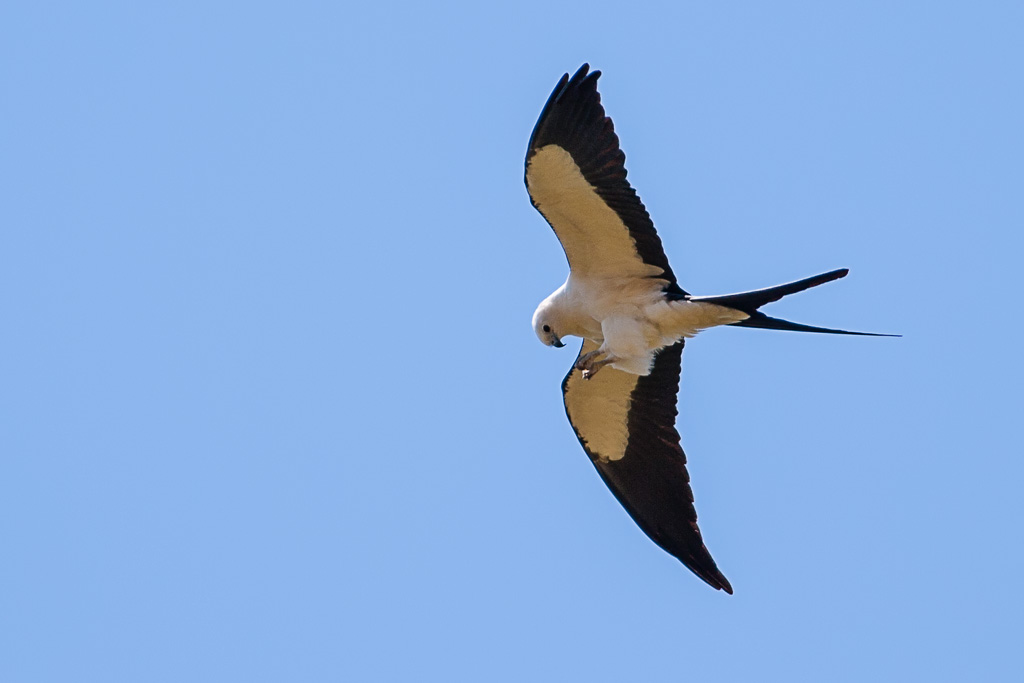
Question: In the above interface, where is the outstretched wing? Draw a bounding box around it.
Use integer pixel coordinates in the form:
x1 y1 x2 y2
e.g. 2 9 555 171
526 64 685 295
561 338 732 593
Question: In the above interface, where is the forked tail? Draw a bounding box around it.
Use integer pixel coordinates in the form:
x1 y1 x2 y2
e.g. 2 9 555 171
691 269 898 337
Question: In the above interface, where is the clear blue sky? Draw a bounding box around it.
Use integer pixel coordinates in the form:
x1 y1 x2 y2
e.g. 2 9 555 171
3 1 1022 681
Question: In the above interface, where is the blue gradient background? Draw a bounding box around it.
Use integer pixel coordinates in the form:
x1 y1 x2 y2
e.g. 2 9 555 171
3 2 1022 681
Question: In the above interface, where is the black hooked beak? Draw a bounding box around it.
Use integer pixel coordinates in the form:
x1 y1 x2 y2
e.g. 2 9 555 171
552 337 565 348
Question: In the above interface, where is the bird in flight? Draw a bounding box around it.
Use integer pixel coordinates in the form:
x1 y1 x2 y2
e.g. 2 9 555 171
525 64 894 594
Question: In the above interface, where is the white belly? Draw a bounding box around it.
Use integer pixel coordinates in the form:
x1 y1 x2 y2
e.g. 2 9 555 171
602 300 750 375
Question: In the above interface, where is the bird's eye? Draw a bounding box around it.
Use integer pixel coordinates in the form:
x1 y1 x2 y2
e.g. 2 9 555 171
542 324 551 333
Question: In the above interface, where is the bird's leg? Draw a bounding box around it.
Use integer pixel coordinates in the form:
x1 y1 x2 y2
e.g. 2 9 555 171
576 349 619 380
582 356 618 380
574 349 604 371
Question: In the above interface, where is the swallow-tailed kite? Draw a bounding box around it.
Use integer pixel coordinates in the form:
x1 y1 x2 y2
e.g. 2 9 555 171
526 64 893 594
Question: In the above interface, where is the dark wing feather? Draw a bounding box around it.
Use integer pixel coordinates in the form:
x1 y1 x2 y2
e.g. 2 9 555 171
562 339 732 593
526 65 686 294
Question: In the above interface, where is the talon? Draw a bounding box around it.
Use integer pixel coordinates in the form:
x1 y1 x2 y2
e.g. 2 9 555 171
575 349 603 371
584 357 617 379
578 350 617 380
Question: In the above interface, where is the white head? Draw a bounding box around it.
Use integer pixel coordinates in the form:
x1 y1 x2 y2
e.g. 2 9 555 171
532 294 566 348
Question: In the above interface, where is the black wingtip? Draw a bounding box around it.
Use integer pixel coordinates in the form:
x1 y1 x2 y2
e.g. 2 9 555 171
707 571 734 594
693 561 733 594
527 65 600 156
558 64 600 102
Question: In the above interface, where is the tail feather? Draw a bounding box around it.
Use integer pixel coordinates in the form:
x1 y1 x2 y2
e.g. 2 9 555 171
731 311 898 336
691 268 849 314
692 268 899 337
